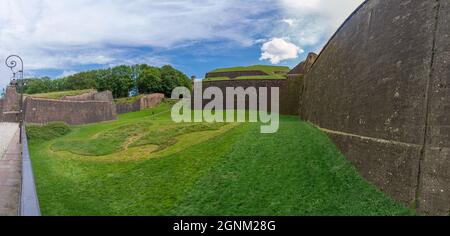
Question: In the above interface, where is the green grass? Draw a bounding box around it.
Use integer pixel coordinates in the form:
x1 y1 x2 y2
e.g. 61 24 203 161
28 105 415 216
205 65 290 81
205 75 287 81
26 89 95 100
26 122 72 141
210 65 290 74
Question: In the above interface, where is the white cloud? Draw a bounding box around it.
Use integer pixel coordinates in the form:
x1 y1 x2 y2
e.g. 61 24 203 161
275 0 364 50
0 0 275 88
0 0 366 89
58 70 78 78
282 18 295 27
260 38 303 64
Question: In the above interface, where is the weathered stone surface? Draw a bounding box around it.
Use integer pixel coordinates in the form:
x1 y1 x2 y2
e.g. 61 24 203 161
0 86 21 123
325 130 421 205
417 0 450 215
300 0 450 215
2 85 20 113
198 79 287 113
287 53 318 79
198 78 309 115
24 97 117 125
116 99 141 114
116 93 165 114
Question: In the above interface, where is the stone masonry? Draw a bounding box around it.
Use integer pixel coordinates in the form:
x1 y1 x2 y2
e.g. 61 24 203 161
300 0 450 215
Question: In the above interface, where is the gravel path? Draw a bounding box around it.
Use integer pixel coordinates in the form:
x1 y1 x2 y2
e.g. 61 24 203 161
0 123 19 160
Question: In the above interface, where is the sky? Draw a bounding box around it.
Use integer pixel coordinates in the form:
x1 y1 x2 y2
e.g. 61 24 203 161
0 0 364 90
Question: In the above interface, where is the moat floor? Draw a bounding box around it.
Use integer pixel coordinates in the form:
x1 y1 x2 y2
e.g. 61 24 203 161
27 105 415 216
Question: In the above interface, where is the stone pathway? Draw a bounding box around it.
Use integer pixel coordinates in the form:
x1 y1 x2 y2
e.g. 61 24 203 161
0 123 21 216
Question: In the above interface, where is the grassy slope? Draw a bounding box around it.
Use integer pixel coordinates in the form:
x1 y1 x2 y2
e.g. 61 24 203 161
28 106 414 216
26 89 94 99
205 65 289 81
211 65 290 74
204 75 286 81
174 118 413 216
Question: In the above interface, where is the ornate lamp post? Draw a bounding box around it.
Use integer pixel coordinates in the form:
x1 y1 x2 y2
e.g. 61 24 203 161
5 55 24 143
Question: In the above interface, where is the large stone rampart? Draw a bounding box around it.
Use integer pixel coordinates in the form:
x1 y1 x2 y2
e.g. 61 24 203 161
24 97 116 125
300 0 450 215
196 79 300 114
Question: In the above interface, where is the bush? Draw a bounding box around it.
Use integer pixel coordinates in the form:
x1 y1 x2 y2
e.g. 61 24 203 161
26 122 72 142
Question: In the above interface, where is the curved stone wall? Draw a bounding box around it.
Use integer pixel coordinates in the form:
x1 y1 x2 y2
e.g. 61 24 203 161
300 0 450 215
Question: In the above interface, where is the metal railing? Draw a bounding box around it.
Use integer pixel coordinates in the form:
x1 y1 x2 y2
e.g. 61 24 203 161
20 127 41 216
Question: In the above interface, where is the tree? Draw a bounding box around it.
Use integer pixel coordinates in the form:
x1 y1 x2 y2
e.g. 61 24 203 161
136 66 161 94
22 64 191 99
160 65 192 96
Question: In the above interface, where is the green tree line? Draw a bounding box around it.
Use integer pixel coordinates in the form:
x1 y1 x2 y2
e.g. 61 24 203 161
23 64 193 98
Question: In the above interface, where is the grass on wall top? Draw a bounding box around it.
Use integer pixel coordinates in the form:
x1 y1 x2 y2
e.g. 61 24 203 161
210 65 290 74
204 75 287 81
26 89 95 100
205 65 290 81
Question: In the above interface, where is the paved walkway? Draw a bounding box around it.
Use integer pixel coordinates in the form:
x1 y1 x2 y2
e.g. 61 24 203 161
0 124 21 216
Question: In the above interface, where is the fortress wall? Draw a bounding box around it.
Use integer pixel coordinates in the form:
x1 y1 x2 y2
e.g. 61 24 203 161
3 86 20 112
116 94 165 114
418 0 450 215
116 100 141 114
280 76 304 115
93 91 114 102
24 97 116 125
300 0 450 214
140 93 165 109
205 70 269 79
197 79 300 114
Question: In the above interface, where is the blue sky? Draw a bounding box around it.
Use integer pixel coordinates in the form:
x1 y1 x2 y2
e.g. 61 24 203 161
0 0 364 89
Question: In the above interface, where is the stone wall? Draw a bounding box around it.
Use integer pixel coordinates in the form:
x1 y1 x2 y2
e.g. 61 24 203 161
197 79 289 113
280 76 303 115
24 97 116 125
116 100 141 114
2 85 20 113
116 93 165 114
140 93 165 109
0 85 21 123
300 0 450 215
